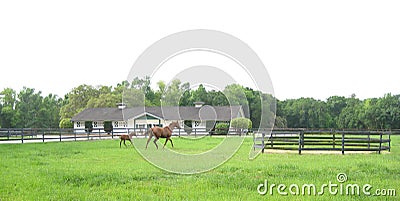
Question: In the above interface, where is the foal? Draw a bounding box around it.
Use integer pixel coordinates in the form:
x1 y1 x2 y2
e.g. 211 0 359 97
119 132 135 148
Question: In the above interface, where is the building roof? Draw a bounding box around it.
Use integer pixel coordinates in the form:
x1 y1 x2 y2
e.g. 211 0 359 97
71 105 244 122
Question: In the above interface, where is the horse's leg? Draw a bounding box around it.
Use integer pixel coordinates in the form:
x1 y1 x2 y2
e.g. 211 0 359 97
128 139 133 147
124 139 127 147
169 138 174 148
145 135 153 149
163 138 168 148
145 129 154 149
120 139 122 148
153 138 159 149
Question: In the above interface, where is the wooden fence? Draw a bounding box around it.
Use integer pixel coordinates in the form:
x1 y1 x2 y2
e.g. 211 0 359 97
253 129 395 154
0 127 243 144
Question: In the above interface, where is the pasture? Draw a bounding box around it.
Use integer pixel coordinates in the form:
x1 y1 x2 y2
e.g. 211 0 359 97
0 136 399 200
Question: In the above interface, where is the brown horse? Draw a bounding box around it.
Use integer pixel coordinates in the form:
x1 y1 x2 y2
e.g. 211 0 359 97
120 132 136 148
145 121 181 149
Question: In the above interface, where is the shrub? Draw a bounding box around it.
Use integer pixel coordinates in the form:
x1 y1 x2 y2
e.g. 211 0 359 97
215 122 229 135
230 117 252 135
59 118 73 128
230 117 252 130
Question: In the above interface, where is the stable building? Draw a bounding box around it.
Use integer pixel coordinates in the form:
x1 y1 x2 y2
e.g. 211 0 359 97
71 102 245 133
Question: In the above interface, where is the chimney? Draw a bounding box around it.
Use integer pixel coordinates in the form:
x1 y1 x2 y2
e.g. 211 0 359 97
194 101 205 108
117 103 127 110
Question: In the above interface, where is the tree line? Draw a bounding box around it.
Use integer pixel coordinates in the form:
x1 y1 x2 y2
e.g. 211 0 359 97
277 94 400 130
1 77 399 130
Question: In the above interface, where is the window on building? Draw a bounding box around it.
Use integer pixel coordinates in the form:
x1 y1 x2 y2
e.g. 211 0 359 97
76 121 81 127
93 121 98 127
136 124 145 129
114 121 119 128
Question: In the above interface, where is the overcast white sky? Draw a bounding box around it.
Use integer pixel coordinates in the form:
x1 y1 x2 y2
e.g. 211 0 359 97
1 0 399 100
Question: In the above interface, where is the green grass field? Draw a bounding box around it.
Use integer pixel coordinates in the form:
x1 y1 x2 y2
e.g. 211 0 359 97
0 136 399 200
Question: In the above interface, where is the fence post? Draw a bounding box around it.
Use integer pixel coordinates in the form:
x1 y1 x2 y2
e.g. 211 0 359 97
367 132 371 150
111 129 114 139
389 132 391 152
74 129 77 141
42 130 45 142
59 129 62 142
332 132 336 149
270 132 274 148
261 132 265 153
252 132 255 151
98 128 101 140
341 132 345 155
298 131 303 155
7 129 10 140
378 132 382 154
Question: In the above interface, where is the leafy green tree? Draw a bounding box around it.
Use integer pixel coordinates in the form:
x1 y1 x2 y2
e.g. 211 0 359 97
161 79 190 106
0 106 16 128
40 94 63 128
14 87 44 128
60 84 99 120
209 90 229 106
244 88 261 128
131 76 156 105
178 89 192 106
279 97 331 128
274 116 287 128
0 88 17 128
191 84 209 103
375 93 400 129
337 96 364 129
223 84 248 106
123 88 145 107
361 98 380 129
0 88 16 108
87 93 121 108
258 93 276 129
223 84 251 122
5 77 400 131
324 96 347 128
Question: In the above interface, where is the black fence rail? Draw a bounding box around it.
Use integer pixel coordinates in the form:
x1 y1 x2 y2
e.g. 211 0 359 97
253 129 395 154
0 127 246 144
0 128 110 143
